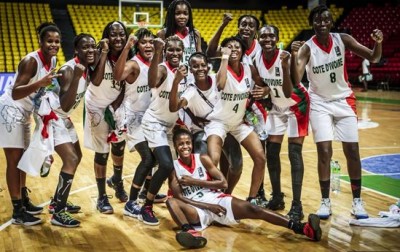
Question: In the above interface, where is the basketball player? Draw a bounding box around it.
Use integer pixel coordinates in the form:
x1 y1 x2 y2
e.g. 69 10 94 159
113 28 165 217
138 36 188 225
84 21 132 214
291 5 383 219
254 25 310 221
207 14 270 206
51 33 97 215
204 36 268 203
157 0 202 64
167 129 322 249
0 22 59 226
169 52 244 194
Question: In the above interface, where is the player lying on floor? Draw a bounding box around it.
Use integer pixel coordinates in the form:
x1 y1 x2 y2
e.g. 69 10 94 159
166 128 322 249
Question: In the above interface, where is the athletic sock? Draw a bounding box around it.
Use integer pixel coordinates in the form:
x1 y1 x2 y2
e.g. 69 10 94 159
350 179 362 198
129 186 140 201
113 165 123 182
319 180 330 199
12 199 23 213
97 178 106 198
144 198 154 207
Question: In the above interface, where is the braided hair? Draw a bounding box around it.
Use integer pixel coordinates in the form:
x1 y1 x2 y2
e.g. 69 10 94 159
163 0 197 52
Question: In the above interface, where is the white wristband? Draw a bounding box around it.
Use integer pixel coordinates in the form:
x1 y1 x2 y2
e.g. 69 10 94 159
221 55 229 60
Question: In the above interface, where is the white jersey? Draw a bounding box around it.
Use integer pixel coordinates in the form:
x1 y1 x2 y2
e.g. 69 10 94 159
85 59 124 108
254 49 297 108
208 63 252 125
2 50 57 116
54 57 88 118
362 59 370 74
174 154 223 202
243 39 261 65
142 62 187 128
124 55 151 113
181 75 220 131
175 27 197 65
305 33 352 101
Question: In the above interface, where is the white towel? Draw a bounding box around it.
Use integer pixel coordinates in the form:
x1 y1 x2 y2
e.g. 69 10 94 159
17 95 57 176
349 205 400 227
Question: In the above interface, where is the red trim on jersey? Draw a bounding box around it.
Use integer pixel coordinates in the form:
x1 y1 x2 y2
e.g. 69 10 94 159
175 27 189 39
165 61 177 73
312 34 333 54
178 154 196 174
345 93 357 115
74 57 87 79
217 193 232 198
109 54 118 64
37 49 51 71
136 54 150 66
262 49 279 70
245 39 257 56
254 101 267 121
227 64 244 83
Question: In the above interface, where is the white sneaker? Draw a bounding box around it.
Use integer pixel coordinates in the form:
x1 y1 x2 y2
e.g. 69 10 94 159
316 198 332 219
351 198 369 219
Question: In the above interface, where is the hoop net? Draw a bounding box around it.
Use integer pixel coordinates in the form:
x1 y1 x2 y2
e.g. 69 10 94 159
137 21 149 28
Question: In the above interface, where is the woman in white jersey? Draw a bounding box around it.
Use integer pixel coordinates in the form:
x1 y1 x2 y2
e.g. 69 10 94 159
254 25 310 221
0 22 57 226
112 28 161 218
169 52 244 194
138 36 188 226
291 5 383 220
0 23 80 227
51 33 97 216
204 36 268 203
207 14 270 206
157 0 201 65
167 129 322 249
85 21 133 214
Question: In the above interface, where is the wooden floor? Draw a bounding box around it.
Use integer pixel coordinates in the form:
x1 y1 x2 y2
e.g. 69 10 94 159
1 89 399 251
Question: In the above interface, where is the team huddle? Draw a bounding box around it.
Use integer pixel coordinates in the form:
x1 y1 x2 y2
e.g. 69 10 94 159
0 0 384 249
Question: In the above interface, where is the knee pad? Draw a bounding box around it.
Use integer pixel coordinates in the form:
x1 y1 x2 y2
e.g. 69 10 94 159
94 152 109 166
111 141 125 156
288 143 304 182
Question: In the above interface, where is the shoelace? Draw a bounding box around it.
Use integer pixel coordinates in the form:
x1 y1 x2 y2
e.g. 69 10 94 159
101 195 113 204
144 206 155 218
116 182 126 193
354 200 365 211
58 211 75 222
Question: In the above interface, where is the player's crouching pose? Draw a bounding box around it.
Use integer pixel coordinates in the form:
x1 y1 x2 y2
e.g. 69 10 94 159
167 129 322 249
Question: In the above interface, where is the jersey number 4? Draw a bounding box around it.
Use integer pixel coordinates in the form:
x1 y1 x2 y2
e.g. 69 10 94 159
232 104 239 113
